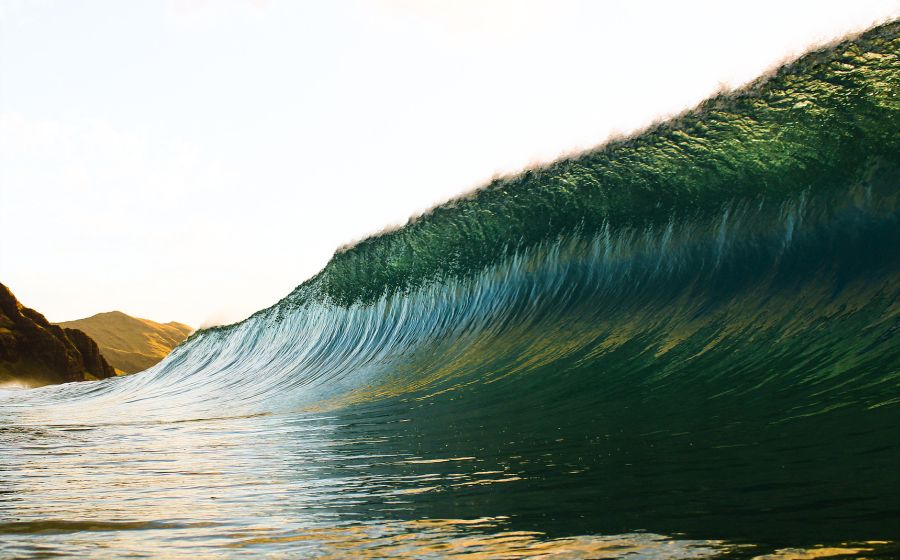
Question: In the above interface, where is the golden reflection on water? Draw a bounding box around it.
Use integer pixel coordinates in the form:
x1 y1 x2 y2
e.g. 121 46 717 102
226 516 733 558
752 542 890 559
224 519 898 559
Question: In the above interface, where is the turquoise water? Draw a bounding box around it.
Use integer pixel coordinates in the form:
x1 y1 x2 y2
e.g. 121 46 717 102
1 21 898 559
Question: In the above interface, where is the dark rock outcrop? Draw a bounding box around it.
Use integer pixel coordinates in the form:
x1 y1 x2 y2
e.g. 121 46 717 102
0 283 116 387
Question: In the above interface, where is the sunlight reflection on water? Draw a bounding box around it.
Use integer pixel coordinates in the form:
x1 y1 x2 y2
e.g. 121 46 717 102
0 407 896 558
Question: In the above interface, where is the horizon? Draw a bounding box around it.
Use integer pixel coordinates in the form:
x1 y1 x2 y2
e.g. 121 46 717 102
1 1 898 328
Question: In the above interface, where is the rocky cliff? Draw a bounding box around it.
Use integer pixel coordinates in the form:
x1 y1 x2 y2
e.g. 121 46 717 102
0 283 116 387
58 311 192 374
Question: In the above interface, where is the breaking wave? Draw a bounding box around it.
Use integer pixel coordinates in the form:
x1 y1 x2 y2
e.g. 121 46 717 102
2 20 898 558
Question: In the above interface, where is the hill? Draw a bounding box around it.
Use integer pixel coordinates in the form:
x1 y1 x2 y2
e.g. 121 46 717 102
0 283 116 387
57 311 193 374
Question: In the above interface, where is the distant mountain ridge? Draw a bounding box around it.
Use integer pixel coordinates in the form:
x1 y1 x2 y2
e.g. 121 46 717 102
0 283 116 387
57 311 193 374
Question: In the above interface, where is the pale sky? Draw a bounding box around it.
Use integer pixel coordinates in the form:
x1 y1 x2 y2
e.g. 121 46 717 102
1 0 897 328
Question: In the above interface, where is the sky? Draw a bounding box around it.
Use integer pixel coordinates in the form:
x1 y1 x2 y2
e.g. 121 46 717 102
1 0 897 328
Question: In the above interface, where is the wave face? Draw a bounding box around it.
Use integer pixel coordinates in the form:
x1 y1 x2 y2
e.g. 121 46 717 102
2 21 899 559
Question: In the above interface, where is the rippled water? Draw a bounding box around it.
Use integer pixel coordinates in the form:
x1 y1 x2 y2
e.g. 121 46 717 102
2 387 898 559
1 405 716 558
